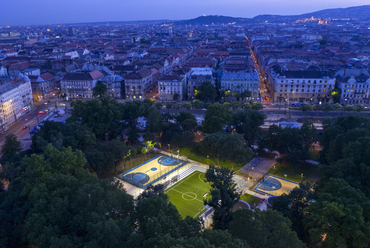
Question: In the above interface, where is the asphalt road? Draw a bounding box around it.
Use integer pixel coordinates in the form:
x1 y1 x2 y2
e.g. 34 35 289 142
0 100 58 148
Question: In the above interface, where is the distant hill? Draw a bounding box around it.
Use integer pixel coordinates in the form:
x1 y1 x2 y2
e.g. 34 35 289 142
253 5 370 22
175 5 370 25
175 15 247 25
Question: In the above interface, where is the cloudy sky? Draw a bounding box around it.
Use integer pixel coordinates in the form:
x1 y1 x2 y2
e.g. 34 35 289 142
0 0 369 26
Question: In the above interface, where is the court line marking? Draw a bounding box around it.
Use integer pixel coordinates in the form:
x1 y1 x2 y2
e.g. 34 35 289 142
168 188 203 203
166 171 201 192
193 208 205 218
182 192 197 201
199 173 206 183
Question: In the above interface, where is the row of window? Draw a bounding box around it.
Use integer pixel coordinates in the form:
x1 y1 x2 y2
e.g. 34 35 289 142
280 79 329 84
280 89 327 93
278 84 329 88
344 84 369 88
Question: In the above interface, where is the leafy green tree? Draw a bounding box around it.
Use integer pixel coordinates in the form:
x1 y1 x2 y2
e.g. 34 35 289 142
68 98 123 139
354 104 364 112
251 101 263 110
262 122 315 162
166 103 173 109
146 108 163 135
304 178 370 248
108 139 129 175
223 102 231 109
203 103 233 133
93 81 107 98
300 103 313 113
233 109 266 147
173 93 180 101
345 105 353 111
25 172 134 248
154 101 163 109
229 209 305 248
240 90 252 102
333 103 343 111
323 103 333 112
232 92 239 100
144 98 155 107
231 101 242 110
0 134 21 163
243 102 251 109
183 102 192 110
205 164 240 230
173 102 182 109
85 148 115 175
122 100 150 130
331 88 342 103
192 100 204 109
273 182 314 242
176 111 198 133
195 81 217 101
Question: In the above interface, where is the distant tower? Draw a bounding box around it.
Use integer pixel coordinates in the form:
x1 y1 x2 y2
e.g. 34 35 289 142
169 24 173 37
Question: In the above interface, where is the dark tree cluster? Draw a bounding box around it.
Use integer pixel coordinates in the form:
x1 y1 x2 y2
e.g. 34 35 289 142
271 115 370 247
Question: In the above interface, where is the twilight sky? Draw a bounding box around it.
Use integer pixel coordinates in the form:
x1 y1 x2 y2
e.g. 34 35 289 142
0 0 369 26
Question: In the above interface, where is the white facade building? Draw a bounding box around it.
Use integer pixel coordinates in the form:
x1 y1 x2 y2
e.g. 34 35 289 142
272 70 335 103
0 74 33 128
158 75 185 101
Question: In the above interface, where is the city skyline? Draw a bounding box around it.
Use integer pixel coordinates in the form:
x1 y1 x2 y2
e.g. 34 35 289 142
0 0 369 26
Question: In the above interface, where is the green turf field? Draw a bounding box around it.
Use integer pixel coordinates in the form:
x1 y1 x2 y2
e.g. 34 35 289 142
165 171 211 218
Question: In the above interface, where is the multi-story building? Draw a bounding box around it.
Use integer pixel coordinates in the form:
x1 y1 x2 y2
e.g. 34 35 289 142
337 69 370 105
102 74 124 99
29 73 59 100
0 74 33 128
158 75 185 101
186 68 215 99
271 70 335 103
124 68 153 100
220 72 259 101
60 70 104 100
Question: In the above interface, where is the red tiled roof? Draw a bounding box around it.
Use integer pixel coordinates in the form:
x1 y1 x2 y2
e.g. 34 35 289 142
40 73 54 81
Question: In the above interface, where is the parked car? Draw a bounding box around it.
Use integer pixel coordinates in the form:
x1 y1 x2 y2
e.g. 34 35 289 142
21 126 27 130
4 128 9 131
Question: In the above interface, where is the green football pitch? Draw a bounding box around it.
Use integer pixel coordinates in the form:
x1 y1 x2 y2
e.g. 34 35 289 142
165 171 211 218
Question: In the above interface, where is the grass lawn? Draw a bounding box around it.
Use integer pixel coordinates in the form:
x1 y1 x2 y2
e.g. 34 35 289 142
240 193 260 208
267 162 320 184
309 150 320 162
171 147 245 171
165 171 211 218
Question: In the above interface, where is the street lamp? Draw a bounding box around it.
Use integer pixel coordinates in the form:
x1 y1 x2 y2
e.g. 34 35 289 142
301 173 303 183
207 155 209 165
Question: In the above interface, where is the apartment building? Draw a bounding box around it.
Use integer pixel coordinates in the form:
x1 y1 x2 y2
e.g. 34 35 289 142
0 74 33 128
220 72 259 101
124 68 153 100
272 70 335 103
158 75 185 101
186 68 215 99
60 70 104 100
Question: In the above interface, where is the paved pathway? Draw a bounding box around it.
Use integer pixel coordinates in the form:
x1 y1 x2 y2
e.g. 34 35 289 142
239 157 276 181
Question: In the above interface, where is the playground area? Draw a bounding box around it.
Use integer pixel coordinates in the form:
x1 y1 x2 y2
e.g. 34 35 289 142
253 174 299 196
120 154 188 188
